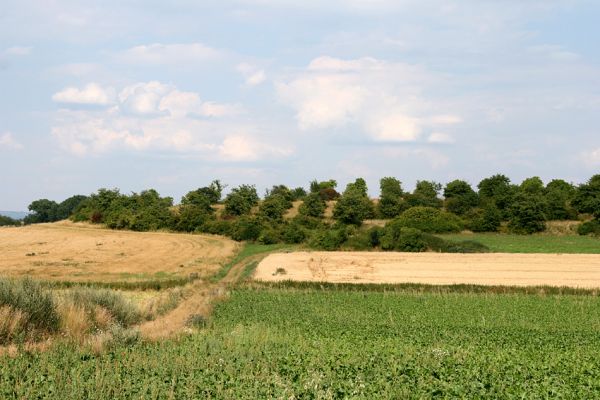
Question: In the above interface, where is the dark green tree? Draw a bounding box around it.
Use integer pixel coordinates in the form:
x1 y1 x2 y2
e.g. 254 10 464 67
224 185 259 216
477 174 516 219
406 181 443 209
443 180 479 216
508 192 547 234
378 177 405 219
332 179 375 225
298 192 326 218
545 179 577 220
572 175 600 219
24 199 59 224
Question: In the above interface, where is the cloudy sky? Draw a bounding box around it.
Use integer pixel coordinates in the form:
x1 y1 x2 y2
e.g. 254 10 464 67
1 1 599 210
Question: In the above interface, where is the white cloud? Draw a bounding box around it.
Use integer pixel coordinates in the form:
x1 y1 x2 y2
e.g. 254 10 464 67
277 56 461 142
237 63 267 86
4 46 32 56
219 134 292 161
427 132 455 144
52 83 115 106
582 147 600 167
117 43 222 65
0 132 24 150
51 81 289 162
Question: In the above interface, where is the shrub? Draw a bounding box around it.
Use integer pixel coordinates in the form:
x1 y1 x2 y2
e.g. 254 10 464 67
394 206 463 233
224 185 259 216
308 227 348 250
200 219 233 236
333 179 375 225
378 177 405 219
258 226 281 244
174 205 213 232
508 193 547 234
0 278 60 340
258 194 290 221
281 222 308 244
577 220 600 236
466 206 501 232
229 216 263 241
299 192 326 218
69 288 142 327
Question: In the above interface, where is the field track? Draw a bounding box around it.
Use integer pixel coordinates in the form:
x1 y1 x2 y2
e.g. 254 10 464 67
0 221 238 282
255 251 600 288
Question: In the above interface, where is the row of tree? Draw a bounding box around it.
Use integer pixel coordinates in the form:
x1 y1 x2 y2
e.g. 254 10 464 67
20 174 600 240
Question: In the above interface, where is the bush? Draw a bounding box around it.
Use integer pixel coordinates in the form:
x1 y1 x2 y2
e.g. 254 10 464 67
224 185 259 216
393 206 463 233
281 222 308 244
174 205 213 232
69 288 142 327
466 206 501 232
577 220 600 236
258 226 281 244
308 227 348 250
380 226 428 252
0 278 60 341
200 219 233 236
508 193 547 234
298 193 326 218
229 216 263 241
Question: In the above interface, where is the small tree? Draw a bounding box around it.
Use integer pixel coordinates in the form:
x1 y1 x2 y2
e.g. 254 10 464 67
298 192 326 218
572 175 600 220
333 179 375 225
378 177 405 219
24 199 59 224
477 174 516 219
406 181 443 209
258 194 289 221
443 180 479 216
508 192 547 234
224 185 259 216
545 179 577 220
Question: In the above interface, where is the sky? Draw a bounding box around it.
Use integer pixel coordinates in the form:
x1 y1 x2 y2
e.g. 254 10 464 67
1 0 599 210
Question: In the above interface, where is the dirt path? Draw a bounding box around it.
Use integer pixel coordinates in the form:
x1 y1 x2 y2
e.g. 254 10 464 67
255 251 600 288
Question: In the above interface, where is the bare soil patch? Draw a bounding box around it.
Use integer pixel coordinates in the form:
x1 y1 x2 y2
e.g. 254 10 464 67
0 221 239 282
255 251 600 288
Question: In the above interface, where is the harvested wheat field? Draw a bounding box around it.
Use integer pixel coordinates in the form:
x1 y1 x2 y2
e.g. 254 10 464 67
0 221 239 282
255 251 600 288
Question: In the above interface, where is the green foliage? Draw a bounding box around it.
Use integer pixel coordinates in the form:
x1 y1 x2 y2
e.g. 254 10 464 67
308 226 348 250
298 192 326 218
0 278 60 342
174 205 213 232
477 174 516 218
101 189 174 232
380 225 429 252
258 194 290 221
332 178 375 225
0 215 20 226
310 179 340 200
519 176 545 195
257 226 281 245
281 221 308 244
406 180 443 209
290 187 307 200
577 220 600 236
545 179 577 220
572 174 600 219
393 206 463 233
264 185 294 205
229 216 263 241
465 205 501 232
5 289 600 397
377 177 405 218
508 192 547 234
224 185 259 216
443 180 479 215
24 199 59 224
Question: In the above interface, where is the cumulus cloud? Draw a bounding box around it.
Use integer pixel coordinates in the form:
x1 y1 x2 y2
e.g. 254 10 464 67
52 83 115 106
0 132 24 150
277 56 462 143
237 63 267 86
427 132 455 144
51 81 290 161
219 134 292 161
117 43 222 65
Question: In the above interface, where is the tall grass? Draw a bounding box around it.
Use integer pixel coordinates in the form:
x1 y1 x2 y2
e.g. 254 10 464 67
68 288 143 327
0 278 60 343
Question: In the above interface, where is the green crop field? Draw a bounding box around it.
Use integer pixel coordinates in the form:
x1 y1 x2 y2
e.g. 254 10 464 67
439 232 600 253
3 285 600 398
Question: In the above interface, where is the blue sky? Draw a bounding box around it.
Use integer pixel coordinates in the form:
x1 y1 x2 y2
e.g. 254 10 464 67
1 0 599 210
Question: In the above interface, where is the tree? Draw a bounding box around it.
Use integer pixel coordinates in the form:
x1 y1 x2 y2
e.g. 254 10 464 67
406 181 443 209
224 185 259 216
443 180 479 216
56 195 88 220
298 192 326 218
332 179 375 225
508 192 547 234
309 179 340 201
25 199 59 224
572 175 600 220
466 205 501 232
290 187 307 201
520 177 545 195
477 174 516 218
265 185 294 205
545 179 577 220
258 194 289 221
378 177 405 219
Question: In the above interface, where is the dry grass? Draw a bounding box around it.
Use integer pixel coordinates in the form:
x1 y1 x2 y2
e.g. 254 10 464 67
255 251 600 288
0 306 26 343
58 301 90 343
0 221 239 282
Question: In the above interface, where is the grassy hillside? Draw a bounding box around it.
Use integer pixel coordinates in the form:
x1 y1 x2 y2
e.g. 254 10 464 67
439 232 600 253
2 286 600 398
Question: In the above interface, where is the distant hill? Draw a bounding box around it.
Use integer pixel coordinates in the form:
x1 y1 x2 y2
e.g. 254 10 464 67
0 211 29 220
